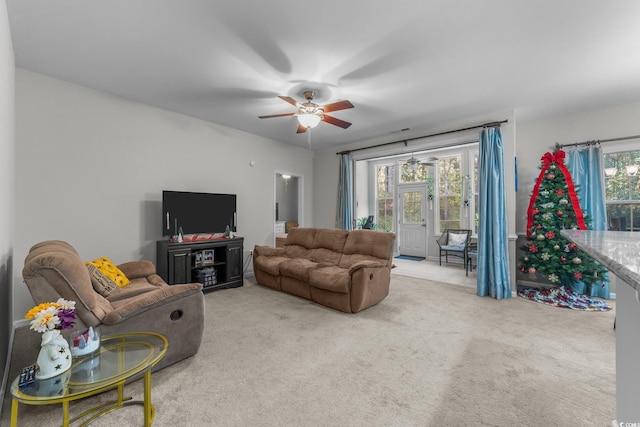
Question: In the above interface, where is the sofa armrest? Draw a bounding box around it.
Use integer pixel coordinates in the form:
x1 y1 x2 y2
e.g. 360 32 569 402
348 260 387 275
254 245 285 257
349 263 391 313
117 260 156 280
102 282 203 324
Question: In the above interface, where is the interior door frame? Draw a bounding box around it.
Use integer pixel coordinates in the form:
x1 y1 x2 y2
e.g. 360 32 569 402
274 170 304 243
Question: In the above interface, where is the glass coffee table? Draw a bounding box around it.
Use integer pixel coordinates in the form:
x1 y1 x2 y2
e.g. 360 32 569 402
10 331 168 427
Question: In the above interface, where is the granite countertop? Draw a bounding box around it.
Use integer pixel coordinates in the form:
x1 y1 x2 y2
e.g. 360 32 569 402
560 229 640 292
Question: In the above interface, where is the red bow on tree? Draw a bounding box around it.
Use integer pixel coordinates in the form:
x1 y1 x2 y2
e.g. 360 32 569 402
541 150 565 166
526 149 586 235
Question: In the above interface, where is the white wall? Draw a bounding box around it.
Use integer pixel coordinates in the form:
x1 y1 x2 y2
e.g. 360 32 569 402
13 69 315 322
0 0 15 392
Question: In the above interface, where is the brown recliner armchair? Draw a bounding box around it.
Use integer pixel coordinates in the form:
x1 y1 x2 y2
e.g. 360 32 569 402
22 240 205 371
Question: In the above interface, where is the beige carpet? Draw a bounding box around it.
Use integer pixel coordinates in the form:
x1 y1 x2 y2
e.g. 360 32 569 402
2 275 615 426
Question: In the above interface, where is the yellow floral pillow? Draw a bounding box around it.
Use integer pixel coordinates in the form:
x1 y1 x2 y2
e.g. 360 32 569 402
84 257 130 288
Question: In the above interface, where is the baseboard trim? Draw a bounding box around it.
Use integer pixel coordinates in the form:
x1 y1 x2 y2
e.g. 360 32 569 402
13 318 29 329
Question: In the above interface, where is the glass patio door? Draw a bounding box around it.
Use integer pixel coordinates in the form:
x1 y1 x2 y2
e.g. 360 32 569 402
398 186 427 257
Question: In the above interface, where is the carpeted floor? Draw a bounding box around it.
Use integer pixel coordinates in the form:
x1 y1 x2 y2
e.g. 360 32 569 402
2 275 615 426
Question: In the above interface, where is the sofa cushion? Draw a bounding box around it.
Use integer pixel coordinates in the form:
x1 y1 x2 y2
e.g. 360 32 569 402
280 258 319 281
284 227 317 259
310 228 349 264
254 255 289 276
85 257 131 287
309 265 350 294
86 264 120 298
285 227 317 248
339 230 395 269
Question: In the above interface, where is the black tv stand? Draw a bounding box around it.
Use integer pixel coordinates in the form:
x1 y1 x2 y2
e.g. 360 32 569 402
157 237 244 293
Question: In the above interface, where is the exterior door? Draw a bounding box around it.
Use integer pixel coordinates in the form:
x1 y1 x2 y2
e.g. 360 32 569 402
398 186 427 257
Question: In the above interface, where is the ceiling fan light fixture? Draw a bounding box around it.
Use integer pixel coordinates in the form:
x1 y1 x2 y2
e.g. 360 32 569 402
404 154 421 171
297 113 322 129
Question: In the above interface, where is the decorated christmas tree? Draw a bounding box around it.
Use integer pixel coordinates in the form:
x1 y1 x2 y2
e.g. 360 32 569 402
518 148 608 289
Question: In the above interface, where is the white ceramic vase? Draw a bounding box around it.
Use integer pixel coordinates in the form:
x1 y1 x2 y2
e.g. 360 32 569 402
36 330 72 380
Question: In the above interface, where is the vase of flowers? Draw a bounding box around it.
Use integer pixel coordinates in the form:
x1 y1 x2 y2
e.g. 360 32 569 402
25 298 76 379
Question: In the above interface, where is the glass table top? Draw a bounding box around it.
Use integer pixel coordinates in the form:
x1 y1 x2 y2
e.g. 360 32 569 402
11 332 168 402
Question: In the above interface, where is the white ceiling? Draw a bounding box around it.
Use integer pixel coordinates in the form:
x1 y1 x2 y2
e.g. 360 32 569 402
7 1 640 150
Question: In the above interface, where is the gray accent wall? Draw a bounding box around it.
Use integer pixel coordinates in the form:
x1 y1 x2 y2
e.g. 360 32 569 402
12 69 315 323
0 0 15 405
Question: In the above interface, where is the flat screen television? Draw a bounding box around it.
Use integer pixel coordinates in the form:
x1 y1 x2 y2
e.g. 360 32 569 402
162 190 237 236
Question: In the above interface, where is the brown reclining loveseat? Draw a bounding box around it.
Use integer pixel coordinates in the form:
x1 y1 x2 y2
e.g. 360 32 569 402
253 227 395 313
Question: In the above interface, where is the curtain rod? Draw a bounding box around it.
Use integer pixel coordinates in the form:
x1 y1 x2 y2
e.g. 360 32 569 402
337 120 508 155
558 134 640 148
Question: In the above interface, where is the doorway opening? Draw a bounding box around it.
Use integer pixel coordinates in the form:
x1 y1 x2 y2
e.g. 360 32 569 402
275 172 303 243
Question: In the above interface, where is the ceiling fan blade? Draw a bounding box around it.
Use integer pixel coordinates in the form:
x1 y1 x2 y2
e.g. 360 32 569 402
259 112 296 119
322 114 352 129
296 124 308 133
278 96 300 107
322 100 354 113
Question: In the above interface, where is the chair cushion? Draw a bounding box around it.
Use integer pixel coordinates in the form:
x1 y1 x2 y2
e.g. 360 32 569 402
85 257 131 287
106 277 164 302
441 245 466 251
86 264 120 297
448 233 468 247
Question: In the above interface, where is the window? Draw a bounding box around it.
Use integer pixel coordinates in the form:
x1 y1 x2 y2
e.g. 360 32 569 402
400 162 427 183
376 164 395 232
603 149 640 231
438 154 462 231
403 191 422 224
366 146 477 235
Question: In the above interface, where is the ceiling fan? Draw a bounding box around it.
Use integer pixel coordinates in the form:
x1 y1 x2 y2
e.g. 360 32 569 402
259 90 354 133
404 154 438 171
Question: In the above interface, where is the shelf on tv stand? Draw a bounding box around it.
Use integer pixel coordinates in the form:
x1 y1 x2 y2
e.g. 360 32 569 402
156 237 244 292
